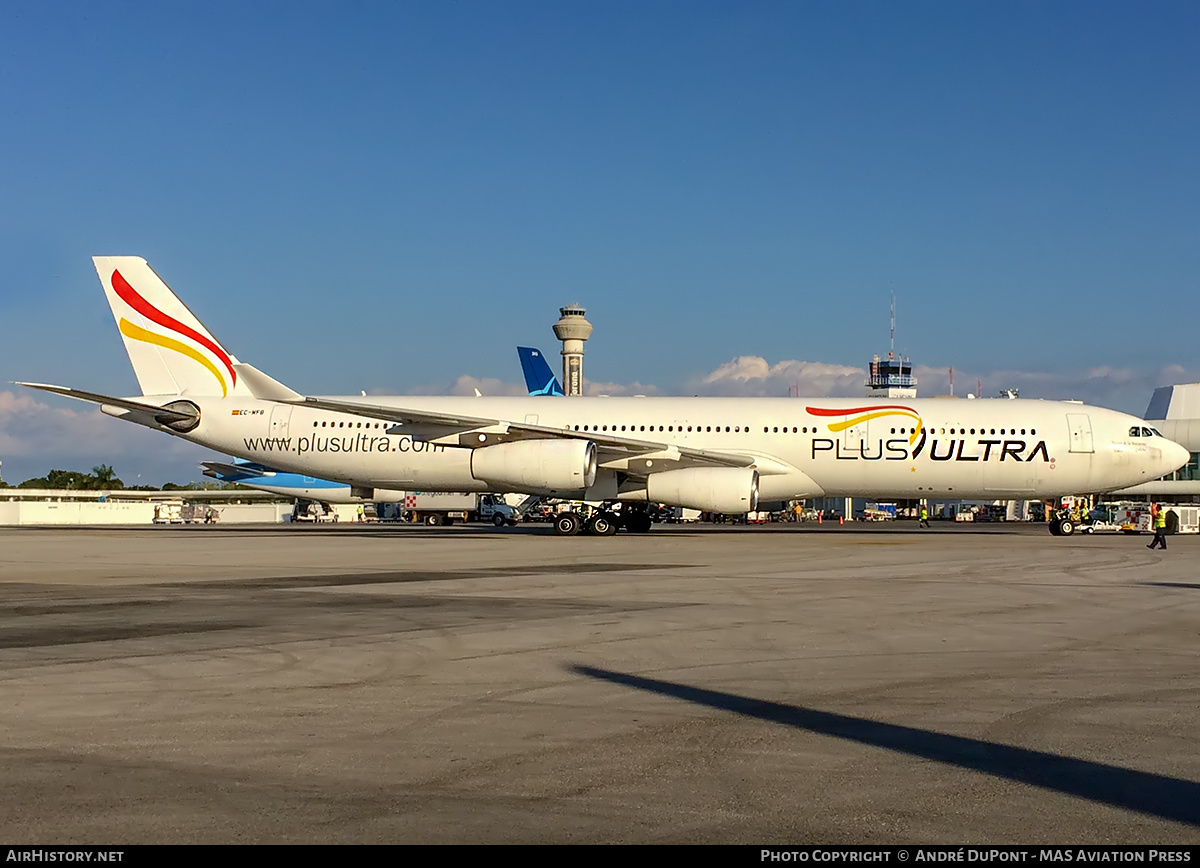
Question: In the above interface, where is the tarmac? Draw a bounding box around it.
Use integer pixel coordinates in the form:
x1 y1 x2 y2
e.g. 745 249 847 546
0 520 1196 844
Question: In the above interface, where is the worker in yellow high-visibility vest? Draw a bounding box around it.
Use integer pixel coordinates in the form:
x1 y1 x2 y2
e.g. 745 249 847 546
1148 504 1168 550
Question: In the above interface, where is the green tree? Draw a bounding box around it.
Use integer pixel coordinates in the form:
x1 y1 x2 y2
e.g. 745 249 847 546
14 467 128 490
46 469 91 490
89 464 124 490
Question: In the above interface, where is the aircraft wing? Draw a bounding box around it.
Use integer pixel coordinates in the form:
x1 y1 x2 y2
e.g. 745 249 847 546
288 396 757 472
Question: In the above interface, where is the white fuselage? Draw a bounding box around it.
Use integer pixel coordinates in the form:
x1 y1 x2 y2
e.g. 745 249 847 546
112 395 1187 502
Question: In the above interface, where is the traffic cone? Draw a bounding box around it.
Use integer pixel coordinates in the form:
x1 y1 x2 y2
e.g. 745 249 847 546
818 513 822 524
838 516 844 525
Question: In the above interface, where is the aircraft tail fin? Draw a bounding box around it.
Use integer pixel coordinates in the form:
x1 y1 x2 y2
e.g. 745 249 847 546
518 346 564 396
1145 382 1200 420
94 256 248 398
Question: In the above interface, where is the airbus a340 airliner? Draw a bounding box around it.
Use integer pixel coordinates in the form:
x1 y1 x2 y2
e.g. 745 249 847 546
18 256 1190 536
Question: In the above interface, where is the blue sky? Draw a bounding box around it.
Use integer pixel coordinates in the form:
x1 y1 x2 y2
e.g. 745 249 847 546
1 2 1198 484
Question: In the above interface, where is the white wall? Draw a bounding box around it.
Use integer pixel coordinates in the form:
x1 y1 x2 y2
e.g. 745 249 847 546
0 501 155 525
209 504 293 524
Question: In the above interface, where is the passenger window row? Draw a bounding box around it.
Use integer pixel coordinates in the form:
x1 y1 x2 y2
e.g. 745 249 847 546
569 424 763 433
889 427 1036 436
307 418 1047 439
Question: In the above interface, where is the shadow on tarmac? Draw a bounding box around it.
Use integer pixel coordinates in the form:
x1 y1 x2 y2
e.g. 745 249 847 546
569 664 1200 828
16 522 1051 539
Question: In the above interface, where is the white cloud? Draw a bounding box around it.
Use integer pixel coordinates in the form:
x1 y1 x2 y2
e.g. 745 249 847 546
684 356 864 398
905 363 1200 415
584 379 662 397
406 375 530 397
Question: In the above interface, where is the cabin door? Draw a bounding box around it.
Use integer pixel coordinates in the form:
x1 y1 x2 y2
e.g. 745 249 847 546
1066 413 1094 453
269 405 292 440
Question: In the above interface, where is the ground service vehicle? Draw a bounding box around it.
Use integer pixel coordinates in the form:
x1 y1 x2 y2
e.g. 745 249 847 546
398 493 517 526
1078 504 1125 534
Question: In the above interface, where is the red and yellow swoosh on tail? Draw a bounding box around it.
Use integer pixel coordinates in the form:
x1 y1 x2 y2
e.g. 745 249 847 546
110 268 237 390
807 404 924 444
118 318 229 396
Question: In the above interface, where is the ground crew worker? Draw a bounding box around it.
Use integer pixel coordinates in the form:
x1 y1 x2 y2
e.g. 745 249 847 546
1148 504 1168 550
919 505 929 528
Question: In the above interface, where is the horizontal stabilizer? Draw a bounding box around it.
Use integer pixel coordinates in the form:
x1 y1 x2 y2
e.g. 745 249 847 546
14 382 197 424
201 460 275 480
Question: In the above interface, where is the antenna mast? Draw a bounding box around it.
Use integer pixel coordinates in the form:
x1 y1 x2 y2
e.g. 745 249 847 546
889 294 895 361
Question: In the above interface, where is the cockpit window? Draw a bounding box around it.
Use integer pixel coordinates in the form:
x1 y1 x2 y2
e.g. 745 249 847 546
1129 426 1143 437
1141 427 1155 437
1150 428 1163 437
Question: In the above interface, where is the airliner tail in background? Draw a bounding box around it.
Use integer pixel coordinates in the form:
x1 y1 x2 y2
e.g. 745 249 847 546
518 347 564 396
1143 381 1200 454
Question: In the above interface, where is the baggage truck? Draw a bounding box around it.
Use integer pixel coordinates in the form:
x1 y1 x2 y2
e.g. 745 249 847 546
383 493 517 526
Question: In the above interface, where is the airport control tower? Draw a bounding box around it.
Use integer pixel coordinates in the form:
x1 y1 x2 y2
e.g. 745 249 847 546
866 296 917 398
867 353 917 398
553 304 592 396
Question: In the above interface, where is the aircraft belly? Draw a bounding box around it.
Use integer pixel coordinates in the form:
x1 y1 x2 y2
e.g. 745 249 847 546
298 442 479 490
757 471 823 500
198 415 484 490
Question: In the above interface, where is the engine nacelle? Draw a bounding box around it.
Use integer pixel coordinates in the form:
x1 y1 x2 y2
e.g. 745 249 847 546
646 467 759 514
471 439 597 493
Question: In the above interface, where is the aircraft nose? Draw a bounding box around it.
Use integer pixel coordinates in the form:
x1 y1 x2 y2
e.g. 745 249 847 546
1164 438 1191 474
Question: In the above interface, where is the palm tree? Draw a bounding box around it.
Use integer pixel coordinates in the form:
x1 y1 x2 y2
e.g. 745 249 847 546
90 464 123 490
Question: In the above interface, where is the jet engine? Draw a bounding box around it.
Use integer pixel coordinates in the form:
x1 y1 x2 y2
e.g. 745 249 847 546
471 439 597 492
645 467 759 514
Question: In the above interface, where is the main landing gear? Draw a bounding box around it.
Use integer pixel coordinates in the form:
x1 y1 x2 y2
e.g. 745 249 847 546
554 512 582 536
553 505 655 536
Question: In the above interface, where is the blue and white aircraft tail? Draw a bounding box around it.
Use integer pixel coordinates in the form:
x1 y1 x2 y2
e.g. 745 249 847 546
518 347 564 396
202 459 407 503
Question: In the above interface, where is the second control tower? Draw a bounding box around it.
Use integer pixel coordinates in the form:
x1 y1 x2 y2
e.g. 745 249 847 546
552 304 592 396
